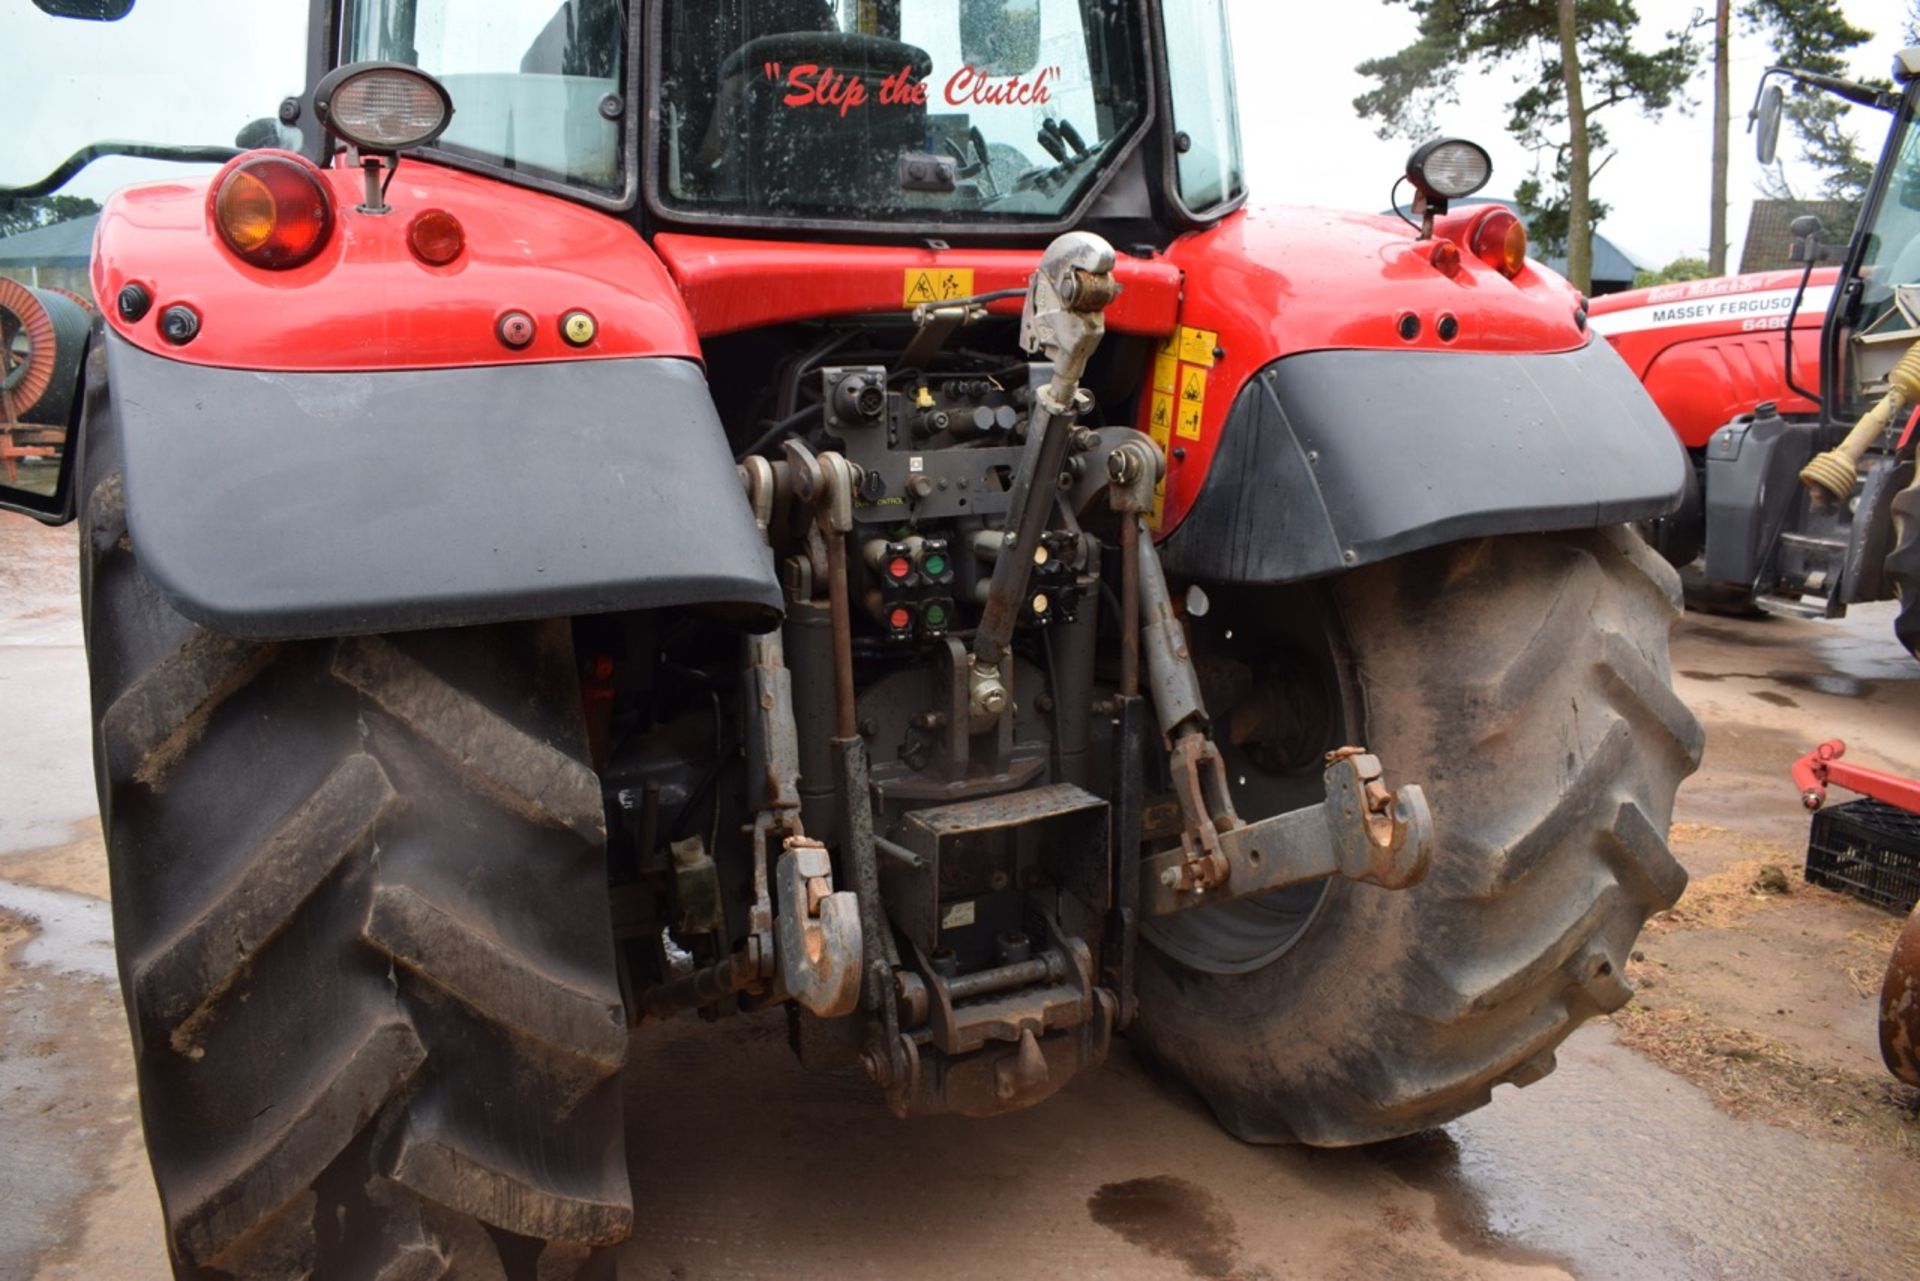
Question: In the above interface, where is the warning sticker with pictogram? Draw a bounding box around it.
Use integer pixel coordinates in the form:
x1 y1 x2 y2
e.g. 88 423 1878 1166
1148 392 1174 446
1177 402 1204 440
903 267 975 307
1177 326 1219 367
1180 366 1207 404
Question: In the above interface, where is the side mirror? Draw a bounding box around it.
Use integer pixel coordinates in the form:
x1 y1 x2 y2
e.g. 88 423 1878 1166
1789 214 1824 263
234 117 302 151
31 0 134 19
960 0 1042 77
1788 214 1846 264
1755 83 1784 166
0 281 91 523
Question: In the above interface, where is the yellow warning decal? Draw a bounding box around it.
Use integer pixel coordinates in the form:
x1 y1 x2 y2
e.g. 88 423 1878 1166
1177 402 1204 441
1150 478 1167 529
1148 392 1174 446
904 267 975 307
1153 352 1180 395
1180 366 1208 405
1178 326 1219 368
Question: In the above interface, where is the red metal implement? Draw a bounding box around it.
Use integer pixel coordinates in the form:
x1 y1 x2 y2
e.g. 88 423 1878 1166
1792 740 1920 814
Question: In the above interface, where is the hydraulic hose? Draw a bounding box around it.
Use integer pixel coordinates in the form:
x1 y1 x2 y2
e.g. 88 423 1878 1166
1802 341 1920 500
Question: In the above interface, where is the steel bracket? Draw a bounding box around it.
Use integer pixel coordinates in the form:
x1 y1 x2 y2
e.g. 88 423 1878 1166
1144 750 1433 918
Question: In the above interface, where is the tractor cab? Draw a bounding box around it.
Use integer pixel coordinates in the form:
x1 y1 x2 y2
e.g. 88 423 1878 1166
348 0 1245 242
6 0 1243 242
1826 49 1920 422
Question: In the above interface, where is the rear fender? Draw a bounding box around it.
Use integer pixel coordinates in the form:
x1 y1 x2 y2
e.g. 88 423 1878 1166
101 335 782 639
83 157 780 638
92 156 698 371
1700 408 1819 590
1156 341 1687 585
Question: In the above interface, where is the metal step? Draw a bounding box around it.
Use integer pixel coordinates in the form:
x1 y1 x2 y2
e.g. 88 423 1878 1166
1778 531 1850 552
1755 593 1835 621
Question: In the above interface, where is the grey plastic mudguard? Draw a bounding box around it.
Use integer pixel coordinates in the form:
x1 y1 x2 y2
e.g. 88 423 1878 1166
106 336 782 639
1700 410 1818 589
1157 339 1688 583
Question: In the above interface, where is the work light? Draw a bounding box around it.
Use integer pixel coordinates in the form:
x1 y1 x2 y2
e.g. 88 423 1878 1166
1405 138 1493 205
314 63 454 155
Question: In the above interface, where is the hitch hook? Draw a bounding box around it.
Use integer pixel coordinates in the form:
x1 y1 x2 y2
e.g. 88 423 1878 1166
1323 748 1432 889
772 836 864 1018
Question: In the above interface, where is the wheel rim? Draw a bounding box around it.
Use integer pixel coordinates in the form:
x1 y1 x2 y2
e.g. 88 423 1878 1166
1139 584 1359 975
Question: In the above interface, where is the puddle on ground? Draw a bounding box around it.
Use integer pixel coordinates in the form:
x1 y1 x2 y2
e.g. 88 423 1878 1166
1765 670 1878 699
1677 668 1878 699
1682 624 1782 650
0 881 117 981
1750 689 1799 708
1360 1132 1570 1274
1087 1175 1255 1280
1395 1029 1920 1280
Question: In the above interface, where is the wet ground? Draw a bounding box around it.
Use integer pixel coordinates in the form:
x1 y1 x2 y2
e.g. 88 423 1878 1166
2 510 1917 1280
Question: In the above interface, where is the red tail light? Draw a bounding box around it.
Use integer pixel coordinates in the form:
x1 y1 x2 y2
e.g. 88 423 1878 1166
1469 208 1529 278
212 153 333 270
407 209 465 266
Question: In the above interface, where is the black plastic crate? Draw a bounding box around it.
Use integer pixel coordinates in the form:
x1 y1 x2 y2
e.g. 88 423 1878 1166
1804 798 1920 913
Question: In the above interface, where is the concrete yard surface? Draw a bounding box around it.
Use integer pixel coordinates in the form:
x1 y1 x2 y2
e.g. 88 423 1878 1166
2 511 1916 1280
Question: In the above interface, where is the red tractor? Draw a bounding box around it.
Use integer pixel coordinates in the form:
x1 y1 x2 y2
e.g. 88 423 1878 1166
1590 51 1920 655
4 2 1699 1276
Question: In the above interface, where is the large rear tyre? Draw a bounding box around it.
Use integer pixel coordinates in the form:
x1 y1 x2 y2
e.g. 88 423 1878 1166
1132 529 1702 1145
1890 483 1919 660
80 389 631 1278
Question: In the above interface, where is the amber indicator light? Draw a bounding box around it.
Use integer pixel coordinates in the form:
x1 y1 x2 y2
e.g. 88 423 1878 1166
213 154 334 270
1469 209 1528 278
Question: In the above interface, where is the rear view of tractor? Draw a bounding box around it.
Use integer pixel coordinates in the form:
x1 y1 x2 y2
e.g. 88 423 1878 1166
5 2 1699 1277
1593 51 1920 656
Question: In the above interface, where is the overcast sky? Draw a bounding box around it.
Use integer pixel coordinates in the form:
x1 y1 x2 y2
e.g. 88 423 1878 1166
1229 0 1907 269
0 0 1908 270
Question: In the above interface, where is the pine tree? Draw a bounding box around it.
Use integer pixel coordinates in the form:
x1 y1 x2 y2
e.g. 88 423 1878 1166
1744 0 1875 214
1354 0 1698 292
0 195 101 240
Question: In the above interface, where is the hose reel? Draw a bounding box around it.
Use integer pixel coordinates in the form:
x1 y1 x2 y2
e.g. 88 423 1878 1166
0 276 91 426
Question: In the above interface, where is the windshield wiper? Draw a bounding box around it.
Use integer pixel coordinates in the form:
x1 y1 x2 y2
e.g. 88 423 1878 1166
0 141 243 199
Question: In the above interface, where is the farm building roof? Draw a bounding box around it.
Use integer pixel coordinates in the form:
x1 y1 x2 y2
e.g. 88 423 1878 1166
0 214 98 268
